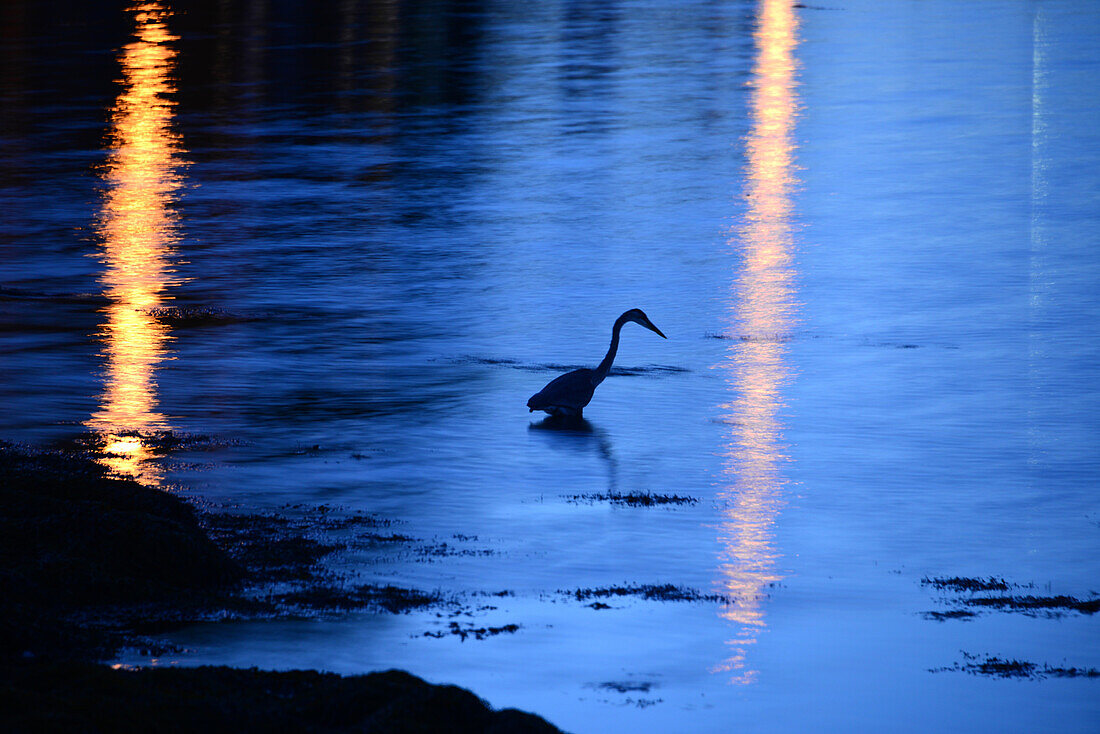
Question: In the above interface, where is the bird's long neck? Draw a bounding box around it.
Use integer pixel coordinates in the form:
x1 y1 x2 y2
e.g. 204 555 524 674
592 315 627 385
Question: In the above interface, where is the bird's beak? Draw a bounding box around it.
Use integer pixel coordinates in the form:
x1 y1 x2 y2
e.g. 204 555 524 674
647 321 667 339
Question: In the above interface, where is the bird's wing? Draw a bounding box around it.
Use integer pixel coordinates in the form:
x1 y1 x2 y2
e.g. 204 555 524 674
528 369 596 409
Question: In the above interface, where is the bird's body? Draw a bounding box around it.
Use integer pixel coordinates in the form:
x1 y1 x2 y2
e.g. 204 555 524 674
527 309 666 418
526 368 599 417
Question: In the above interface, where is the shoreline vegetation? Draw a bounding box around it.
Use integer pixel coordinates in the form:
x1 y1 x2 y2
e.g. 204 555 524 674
0 442 563 733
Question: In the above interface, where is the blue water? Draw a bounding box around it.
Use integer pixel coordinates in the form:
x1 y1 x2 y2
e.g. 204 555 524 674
2 1 1099 731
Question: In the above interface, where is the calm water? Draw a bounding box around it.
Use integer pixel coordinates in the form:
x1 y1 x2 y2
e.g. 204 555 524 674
3 0 1099 731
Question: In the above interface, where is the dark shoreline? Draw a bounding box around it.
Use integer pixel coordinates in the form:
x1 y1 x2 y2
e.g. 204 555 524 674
0 442 563 733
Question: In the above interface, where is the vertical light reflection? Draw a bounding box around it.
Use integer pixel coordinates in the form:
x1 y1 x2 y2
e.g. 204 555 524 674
1027 7 1050 469
714 0 800 684
85 2 186 486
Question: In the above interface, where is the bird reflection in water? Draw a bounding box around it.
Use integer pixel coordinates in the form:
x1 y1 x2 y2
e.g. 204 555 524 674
85 1 186 486
529 415 598 434
528 416 619 492
714 0 801 684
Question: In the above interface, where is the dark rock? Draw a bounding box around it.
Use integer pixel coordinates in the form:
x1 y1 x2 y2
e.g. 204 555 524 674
0 442 241 659
0 661 563 733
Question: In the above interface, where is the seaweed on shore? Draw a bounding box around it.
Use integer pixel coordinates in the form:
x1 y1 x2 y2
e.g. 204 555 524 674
414 541 496 560
423 622 521 642
921 576 1010 593
563 491 698 507
922 610 977 622
596 681 654 694
204 510 351 584
146 305 251 327
965 595 1100 616
584 680 663 709
272 584 448 615
72 429 244 454
920 576 1100 619
201 503 420 597
931 652 1100 680
564 584 732 605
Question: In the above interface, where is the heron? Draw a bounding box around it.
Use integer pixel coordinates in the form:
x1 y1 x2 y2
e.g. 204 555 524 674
527 308 666 418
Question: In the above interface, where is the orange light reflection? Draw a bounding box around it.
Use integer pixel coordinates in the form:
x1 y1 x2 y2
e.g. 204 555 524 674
85 2 185 486
714 0 800 684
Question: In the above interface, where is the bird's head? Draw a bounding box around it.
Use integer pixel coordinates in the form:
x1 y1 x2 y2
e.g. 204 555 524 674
622 308 667 339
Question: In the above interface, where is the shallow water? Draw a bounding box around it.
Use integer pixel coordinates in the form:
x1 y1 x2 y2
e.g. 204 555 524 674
2 0 1099 731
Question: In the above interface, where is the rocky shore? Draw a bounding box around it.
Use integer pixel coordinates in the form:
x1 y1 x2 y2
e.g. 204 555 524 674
0 443 562 733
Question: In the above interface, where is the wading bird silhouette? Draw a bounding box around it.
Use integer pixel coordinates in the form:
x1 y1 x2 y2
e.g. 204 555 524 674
527 309 666 418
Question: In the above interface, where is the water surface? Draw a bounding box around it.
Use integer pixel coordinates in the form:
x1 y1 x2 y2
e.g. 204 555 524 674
2 1 1099 731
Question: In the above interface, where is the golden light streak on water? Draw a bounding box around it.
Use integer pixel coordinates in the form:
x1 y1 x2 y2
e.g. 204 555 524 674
85 2 185 486
714 0 800 684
